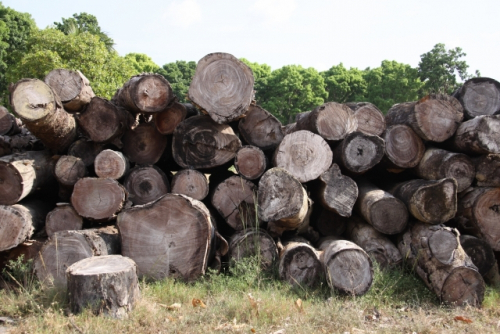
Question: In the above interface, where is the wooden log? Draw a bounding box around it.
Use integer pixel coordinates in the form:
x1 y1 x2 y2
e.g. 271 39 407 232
332 131 385 174
346 102 386 136
117 193 216 280
170 169 208 201
414 147 475 192
172 115 241 170
44 69 95 112
316 163 358 217
238 105 284 151
122 122 168 165
314 208 347 237
460 235 500 285
355 179 408 234
0 151 55 205
383 124 425 169
295 102 357 141
0 128 42 157
94 149 129 180
0 106 21 136
234 145 267 180
398 222 484 306
319 238 373 295
67 139 104 167
345 216 402 268
34 226 120 288
455 77 500 119
123 165 170 206
273 130 332 183
0 238 44 270
452 115 500 155
279 240 322 287
71 177 127 221
182 103 200 118
76 97 132 144
54 155 86 187
154 101 187 135
455 187 500 251
188 52 254 124
45 204 83 237
67 255 140 319
388 178 457 224
112 74 174 114
9 79 77 152
472 154 500 187
228 229 278 269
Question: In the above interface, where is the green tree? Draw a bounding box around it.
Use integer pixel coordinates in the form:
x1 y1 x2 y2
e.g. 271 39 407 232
156 61 197 103
6 28 135 99
240 58 272 102
124 53 160 74
321 63 367 103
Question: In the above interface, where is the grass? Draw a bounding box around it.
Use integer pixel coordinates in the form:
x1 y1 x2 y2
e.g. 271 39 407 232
1 254 500 334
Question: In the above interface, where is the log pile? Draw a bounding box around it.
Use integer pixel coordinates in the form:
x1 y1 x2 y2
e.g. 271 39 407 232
1 58 499 309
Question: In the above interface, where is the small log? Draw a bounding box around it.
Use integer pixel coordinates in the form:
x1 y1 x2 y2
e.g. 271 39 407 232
188 52 254 124
45 204 83 237
0 151 55 205
316 163 358 217
44 69 95 112
34 226 120 288
345 216 402 268
346 102 386 136
228 229 278 269
273 130 333 183
172 115 241 170
414 147 475 192
0 129 41 157
279 240 322 287
314 208 347 237
238 105 284 151
460 235 500 285
0 239 44 270
113 74 174 114
170 169 208 201
67 255 140 318
94 149 129 180
122 122 168 165
282 122 297 135
472 154 500 187
234 145 267 180
456 77 500 119
398 222 484 306
54 155 86 200
182 103 200 118
383 124 425 169
71 177 127 221
332 131 385 174
123 165 170 205
67 139 104 167
154 101 187 135
0 106 21 136
355 179 408 234
318 238 373 295
9 79 77 152
452 115 500 155
295 102 357 141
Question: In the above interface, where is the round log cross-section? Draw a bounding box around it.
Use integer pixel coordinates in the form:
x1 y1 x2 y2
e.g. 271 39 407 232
346 102 386 136
154 101 187 135
228 229 278 269
383 124 425 169
122 122 168 165
170 169 208 201
44 69 95 112
316 164 358 217
45 204 83 237
94 149 129 180
457 77 500 119
452 115 500 155
54 155 87 187
332 132 385 174
279 241 322 287
238 105 284 151
234 146 267 180
123 165 170 206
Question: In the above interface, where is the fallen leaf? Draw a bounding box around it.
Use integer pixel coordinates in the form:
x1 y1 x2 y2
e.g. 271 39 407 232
454 316 473 324
251 328 256 333
295 299 304 313
192 298 206 308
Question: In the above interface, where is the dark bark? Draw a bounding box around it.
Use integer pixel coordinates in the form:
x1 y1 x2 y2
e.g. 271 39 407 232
122 122 168 165
332 131 385 174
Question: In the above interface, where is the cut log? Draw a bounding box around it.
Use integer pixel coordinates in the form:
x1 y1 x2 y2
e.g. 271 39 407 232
170 169 208 201
385 95 463 142
282 122 297 135
332 131 385 174
154 101 187 135
398 222 484 306
76 97 132 144
44 69 95 112
182 103 200 118
388 178 457 224
314 208 347 237
273 130 333 183
124 165 170 206
112 74 174 114
279 241 322 287
0 238 44 270
117 194 216 280
67 139 104 167
54 155 87 187
228 229 278 269
456 77 500 119
234 145 267 180
34 226 120 288
122 122 168 165
211 175 259 231
295 102 357 141
238 105 284 151
0 151 55 205
188 52 254 124
71 177 127 221
455 187 500 251
414 147 474 192
9 79 77 152
172 115 241 169
319 238 373 295
0 128 42 157
94 149 129 180
67 255 140 319
383 124 425 169
346 102 386 136
316 163 358 217
345 216 402 268
355 179 408 234
45 204 83 237
473 154 500 187
460 235 500 284
0 106 21 136
452 115 500 155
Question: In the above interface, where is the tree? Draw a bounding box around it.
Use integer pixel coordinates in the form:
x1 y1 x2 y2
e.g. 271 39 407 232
321 63 367 103
240 58 272 102
156 61 196 103
124 53 160 74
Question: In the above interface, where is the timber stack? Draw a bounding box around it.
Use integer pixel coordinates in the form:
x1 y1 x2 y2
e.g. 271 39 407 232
1 53 499 309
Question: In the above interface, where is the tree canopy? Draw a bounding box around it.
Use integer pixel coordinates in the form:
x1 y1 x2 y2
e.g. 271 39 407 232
321 63 366 103
124 53 160 74
156 61 197 103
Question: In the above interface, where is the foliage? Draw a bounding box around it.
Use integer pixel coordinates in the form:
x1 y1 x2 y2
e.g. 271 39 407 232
6 28 135 99
156 60 197 103
124 52 160 74
321 63 367 103
240 58 272 102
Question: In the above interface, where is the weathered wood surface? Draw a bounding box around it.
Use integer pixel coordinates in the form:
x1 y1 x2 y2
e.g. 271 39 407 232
54 155 86 187
279 241 322 287
315 164 358 217
67 139 104 167
346 102 386 136
452 115 500 155
0 127 41 157
472 154 500 187
124 165 170 205
0 106 21 136
94 149 129 180
122 122 168 165
460 234 500 284
45 204 83 237
188 52 254 124
332 131 385 174
44 69 95 112
383 124 425 169
455 77 500 119
228 229 278 269
0 238 44 270
170 169 208 201
154 101 187 135
238 105 284 151
234 145 267 180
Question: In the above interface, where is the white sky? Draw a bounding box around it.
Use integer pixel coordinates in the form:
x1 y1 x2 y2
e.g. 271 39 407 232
4 0 500 80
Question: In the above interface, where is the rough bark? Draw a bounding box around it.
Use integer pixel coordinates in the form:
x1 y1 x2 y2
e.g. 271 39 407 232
123 165 170 206
0 106 21 136
452 115 500 155
170 169 208 201
94 149 129 180
154 101 187 135
228 228 278 269
67 139 104 167
188 52 254 124
346 102 386 136
460 234 500 285
456 77 500 119
0 128 41 157
398 222 484 306
234 145 267 180
332 132 385 174
316 163 358 217
279 241 322 287
472 154 500 187
45 203 83 237
122 122 168 165
383 124 425 169
44 69 95 112
238 105 284 151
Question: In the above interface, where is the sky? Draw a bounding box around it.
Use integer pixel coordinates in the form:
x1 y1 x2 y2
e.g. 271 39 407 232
4 0 500 80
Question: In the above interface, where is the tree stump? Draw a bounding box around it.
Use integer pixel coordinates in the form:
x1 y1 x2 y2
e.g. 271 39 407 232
228 229 278 269
472 154 500 187
279 240 322 287
332 132 385 174
154 101 187 135
456 77 500 119
94 149 129 180
122 122 168 165
234 146 267 180
44 69 95 112
383 124 425 170
238 105 284 151
170 169 208 201
346 102 386 136
316 164 358 217
45 204 83 237
452 115 500 155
